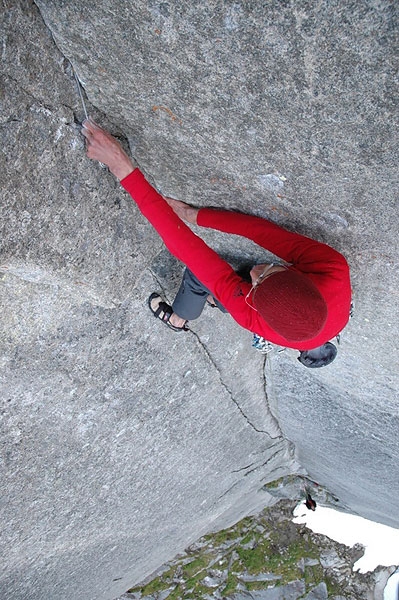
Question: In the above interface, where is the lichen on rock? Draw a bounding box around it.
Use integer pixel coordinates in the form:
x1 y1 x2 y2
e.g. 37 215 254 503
122 500 387 600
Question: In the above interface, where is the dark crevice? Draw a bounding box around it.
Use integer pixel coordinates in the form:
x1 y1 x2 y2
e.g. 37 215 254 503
232 463 255 473
189 329 281 437
260 356 284 437
242 448 284 477
149 267 283 440
217 479 242 501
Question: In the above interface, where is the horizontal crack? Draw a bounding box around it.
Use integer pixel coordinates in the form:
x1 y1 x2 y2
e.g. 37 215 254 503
243 448 283 477
218 449 287 500
232 463 255 473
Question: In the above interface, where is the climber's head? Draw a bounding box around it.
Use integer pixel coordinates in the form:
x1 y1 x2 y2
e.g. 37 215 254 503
246 263 328 343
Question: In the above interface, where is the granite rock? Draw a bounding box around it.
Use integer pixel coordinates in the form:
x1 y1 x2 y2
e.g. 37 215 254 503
1 1 398 599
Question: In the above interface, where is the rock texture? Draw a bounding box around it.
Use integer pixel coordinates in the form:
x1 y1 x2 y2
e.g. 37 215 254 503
0 1 398 600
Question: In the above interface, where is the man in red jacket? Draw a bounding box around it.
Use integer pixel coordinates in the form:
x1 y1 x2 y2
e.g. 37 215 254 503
82 119 351 367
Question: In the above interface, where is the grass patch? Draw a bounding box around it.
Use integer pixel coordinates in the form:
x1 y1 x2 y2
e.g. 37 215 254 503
203 529 241 546
164 586 181 600
181 555 209 579
184 569 207 589
264 477 285 489
304 563 324 589
133 576 171 596
325 574 346 596
246 580 282 592
236 541 271 573
204 518 252 546
231 531 322 586
222 572 239 596
186 583 213 597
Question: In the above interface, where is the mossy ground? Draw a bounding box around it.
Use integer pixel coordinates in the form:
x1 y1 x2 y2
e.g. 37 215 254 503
127 498 352 598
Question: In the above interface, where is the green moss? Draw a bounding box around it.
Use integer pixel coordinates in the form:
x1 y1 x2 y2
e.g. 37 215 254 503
185 584 212 597
246 580 279 591
184 570 207 589
285 540 319 563
264 475 303 491
181 555 209 579
205 518 252 546
137 576 172 596
165 586 182 600
266 541 319 584
129 553 214 599
272 562 302 583
232 533 322 586
222 572 239 596
264 477 285 489
324 574 346 596
304 563 324 588
236 541 271 573
240 531 260 546
204 529 240 546
127 565 177 594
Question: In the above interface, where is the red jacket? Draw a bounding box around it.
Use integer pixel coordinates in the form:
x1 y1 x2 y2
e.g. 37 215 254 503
121 169 351 350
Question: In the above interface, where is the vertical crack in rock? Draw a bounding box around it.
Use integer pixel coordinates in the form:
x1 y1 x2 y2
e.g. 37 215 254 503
189 329 282 439
262 355 300 463
260 355 285 439
149 269 283 440
242 448 287 478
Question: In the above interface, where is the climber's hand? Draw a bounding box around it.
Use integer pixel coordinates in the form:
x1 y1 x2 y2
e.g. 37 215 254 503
82 118 136 181
164 197 199 225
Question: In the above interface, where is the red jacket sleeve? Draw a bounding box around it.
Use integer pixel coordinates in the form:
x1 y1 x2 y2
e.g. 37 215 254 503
197 207 349 280
120 170 245 301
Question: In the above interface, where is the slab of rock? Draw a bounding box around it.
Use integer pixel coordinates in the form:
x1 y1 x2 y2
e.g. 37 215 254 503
0 4 296 600
33 0 399 531
319 550 347 570
1 1 398 600
232 579 305 599
303 582 328 600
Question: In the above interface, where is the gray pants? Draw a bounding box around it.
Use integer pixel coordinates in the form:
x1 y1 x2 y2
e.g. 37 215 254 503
172 268 228 320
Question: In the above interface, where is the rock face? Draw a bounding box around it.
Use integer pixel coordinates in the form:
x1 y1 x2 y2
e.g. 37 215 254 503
0 2 398 600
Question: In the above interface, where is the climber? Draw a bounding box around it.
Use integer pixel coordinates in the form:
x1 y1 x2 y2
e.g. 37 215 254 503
82 118 351 368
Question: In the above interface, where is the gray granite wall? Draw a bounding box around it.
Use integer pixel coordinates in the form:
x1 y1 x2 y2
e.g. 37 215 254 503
1 1 398 599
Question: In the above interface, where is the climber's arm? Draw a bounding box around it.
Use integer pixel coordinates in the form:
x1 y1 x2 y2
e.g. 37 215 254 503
82 119 242 300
